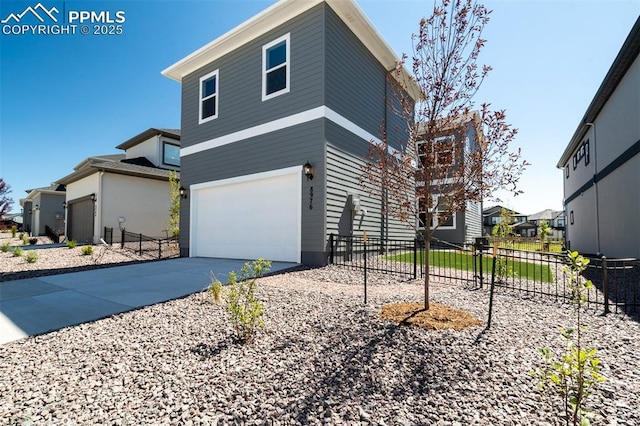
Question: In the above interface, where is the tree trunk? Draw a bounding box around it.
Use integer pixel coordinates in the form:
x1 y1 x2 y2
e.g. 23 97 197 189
423 218 432 310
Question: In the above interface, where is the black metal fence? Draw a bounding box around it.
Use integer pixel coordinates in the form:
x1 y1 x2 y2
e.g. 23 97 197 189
103 227 179 259
328 234 640 314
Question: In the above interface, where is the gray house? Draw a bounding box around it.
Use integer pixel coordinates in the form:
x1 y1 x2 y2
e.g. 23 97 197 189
557 16 639 258
19 184 66 239
418 113 483 244
163 0 420 265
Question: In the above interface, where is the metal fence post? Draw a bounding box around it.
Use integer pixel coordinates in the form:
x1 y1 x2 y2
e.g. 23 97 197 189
487 255 497 329
363 238 368 305
158 240 162 259
413 238 417 280
329 233 334 264
139 233 142 255
121 228 125 249
602 256 610 314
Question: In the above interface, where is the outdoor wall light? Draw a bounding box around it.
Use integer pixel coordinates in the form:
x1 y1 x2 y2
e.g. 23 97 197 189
179 186 188 199
90 194 96 202
303 162 314 180
34 204 39 211
62 201 67 209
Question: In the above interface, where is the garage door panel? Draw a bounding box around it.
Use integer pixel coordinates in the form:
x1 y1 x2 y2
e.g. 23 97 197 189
192 170 300 263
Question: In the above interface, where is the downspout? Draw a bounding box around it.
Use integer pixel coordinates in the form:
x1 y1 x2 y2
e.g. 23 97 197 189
382 74 388 243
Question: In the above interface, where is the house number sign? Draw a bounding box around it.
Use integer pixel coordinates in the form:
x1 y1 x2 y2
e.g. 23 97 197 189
309 186 313 210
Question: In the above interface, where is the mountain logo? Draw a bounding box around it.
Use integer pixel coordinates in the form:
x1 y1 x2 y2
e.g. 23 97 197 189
1 3 59 24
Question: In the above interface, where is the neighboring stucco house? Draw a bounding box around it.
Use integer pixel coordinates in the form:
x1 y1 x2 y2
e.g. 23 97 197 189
56 128 181 244
557 17 639 258
19 184 66 239
417 113 484 244
162 0 420 265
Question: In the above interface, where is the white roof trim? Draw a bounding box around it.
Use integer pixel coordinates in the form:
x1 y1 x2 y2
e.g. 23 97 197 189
161 0 421 101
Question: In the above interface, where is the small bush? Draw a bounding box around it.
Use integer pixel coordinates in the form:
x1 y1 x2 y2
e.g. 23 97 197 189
208 272 224 303
21 236 29 245
11 226 17 237
66 240 77 249
223 258 272 343
25 251 38 263
29 237 38 245
18 233 23 240
1 242 10 252
81 245 93 256
12 247 23 257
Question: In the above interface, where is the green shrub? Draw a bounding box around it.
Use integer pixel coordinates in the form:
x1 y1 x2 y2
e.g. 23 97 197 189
29 237 38 245
11 226 17 237
1 242 10 252
12 247 23 257
18 233 23 240
208 272 224 303
25 251 38 263
531 251 605 425
81 245 93 255
66 240 77 249
21 235 29 245
223 258 271 343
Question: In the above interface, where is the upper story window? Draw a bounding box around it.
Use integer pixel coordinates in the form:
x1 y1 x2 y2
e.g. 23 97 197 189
163 142 180 167
418 194 456 230
416 136 456 168
262 33 290 101
572 139 589 169
199 69 219 124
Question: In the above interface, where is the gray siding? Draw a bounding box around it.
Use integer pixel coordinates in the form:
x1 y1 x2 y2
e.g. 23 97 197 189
325 6 386 144
326 140 413 242
181 5 325 149
179 120 326 262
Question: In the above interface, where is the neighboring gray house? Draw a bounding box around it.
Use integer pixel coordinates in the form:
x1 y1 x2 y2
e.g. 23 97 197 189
418 113 484 244
482 205 529 236
19 184 66 239
162 0 420 265
527 209 565 240
56 128 181 243
557 16 639 258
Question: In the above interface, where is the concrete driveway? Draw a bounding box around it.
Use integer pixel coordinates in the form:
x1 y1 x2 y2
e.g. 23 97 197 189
0 257 298 345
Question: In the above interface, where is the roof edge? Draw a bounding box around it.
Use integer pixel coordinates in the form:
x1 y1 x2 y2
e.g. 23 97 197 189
557 16 640 168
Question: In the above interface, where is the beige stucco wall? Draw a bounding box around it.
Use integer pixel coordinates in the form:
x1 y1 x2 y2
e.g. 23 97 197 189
101 173 172 239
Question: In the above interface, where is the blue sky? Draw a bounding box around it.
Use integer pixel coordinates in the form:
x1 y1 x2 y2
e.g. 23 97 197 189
1 0 638 216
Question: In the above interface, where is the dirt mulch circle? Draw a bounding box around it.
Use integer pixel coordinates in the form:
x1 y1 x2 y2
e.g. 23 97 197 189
380 301 483 331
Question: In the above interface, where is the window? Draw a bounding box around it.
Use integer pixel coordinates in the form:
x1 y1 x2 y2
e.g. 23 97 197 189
418 194 456 230
163 142 180 167
573 139 589 169
565 164 569 179
262 33 290 101
199 69 219 124
416 136 455 167
570 210 574 225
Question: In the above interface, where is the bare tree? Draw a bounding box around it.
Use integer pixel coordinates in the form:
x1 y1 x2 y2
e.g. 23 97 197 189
0 178 13 216
361 0 528 310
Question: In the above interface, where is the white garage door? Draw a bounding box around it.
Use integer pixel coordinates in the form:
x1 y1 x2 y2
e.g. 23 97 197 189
191 166 301 263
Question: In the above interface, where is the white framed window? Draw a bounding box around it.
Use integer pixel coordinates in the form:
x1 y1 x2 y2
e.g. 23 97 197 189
416 136 455 167
418 194 456 230
199 69 219 124
262 33 290 101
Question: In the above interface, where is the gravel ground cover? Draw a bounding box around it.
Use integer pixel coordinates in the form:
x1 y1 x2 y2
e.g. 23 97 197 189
0 234 179 281
1 265 639 425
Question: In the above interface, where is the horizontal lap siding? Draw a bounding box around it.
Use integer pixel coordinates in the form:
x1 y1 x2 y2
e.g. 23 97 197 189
180 121 325 256
180 5 325 148
326 132 413 242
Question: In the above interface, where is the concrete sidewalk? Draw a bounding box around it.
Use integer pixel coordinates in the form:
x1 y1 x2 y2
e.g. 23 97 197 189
0 257 298 345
